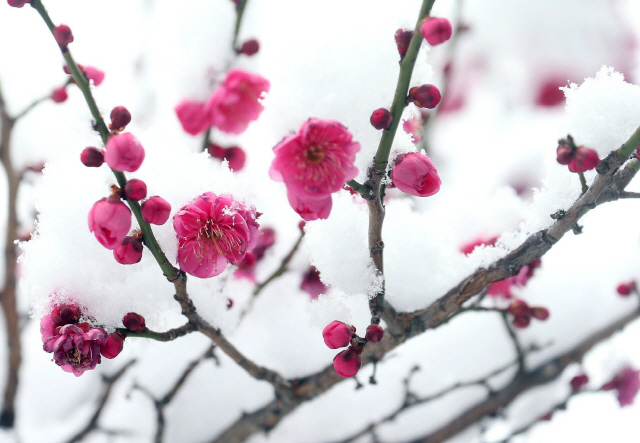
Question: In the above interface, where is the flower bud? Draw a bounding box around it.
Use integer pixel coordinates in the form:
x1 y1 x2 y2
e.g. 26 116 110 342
238 39 260 56
175 100 210 136
8 0 31 7
322 321 354 349
408 84 442 108
113 236 143 264
105 133 145 172
141 196 171 225
124 179 147 201
333 347 362 378
110 106 132 131
394 29 413 61
51 304 80 326
391 152 441 197
421 17 453 46
531 306 550 321
568 146 599 173
51 86 68 103
301 266 327 299
512 315 531 329
570 374 589 391
207 143 226 158
508 299 530 317
365 324 384 343
223 146 246 171
123 312 146 333
83 66 105 86
88 197 132 249
80 147 104 167
617 281 637 296
370 108 393 130
100 332 124 359
53 24 74 47
556 144 574 165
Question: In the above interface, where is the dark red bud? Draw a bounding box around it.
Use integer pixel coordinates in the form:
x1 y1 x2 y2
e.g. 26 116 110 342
110 106 132 131
122 312 146 333
80 147 104 167
365 324 384 343
394 29 414 60
51 305 81 326
124 179 147 201
408 84 442 109
370 108 393 130
512 315 531 329
53 24 74 47
238 39 260 56
531 307 550 321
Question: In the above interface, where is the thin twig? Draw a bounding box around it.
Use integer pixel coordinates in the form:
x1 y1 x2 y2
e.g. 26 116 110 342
501 313 526 374
65 360 137 443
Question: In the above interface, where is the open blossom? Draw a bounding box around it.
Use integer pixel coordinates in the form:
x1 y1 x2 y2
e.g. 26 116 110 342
173 192 259 278
42 321 108 376
88 197 132 250
205 69 270 134
175 100 210 135
603 367 640 407
269 118 360 220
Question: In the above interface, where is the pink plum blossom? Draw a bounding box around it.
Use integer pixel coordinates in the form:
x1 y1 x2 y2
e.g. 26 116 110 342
42 321 108 376
205 69 270 134
175 100 210 135
88 197 132 250
105 133 145 172
269 118 360 220
173 192 259 278
391 152 441 197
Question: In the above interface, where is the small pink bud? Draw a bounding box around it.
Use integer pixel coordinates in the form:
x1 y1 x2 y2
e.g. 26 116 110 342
512 315 531 329
123 312 146 332
53 24 74 46
570 374 589 391
124 179 147 201
617 281 636 296
322 321 354 349
568 146 599 173
8 0 31 7
370 108 393 130
51 304 80 326
175 100 210 136
238 39 260 56
556 144 574 165
80 147 104 167
421 17 453 46
365 324 384 343
391 152 441 197
223 146 246 171
110 106 132 131
51 86 68 103
141 196 171 225
88 197 132 250
105 133 145 172
333 347 362 378
113 236 143 264
531 306 550 321
83 66 105 86
100 332 124 359
394 29 414 60
507 300 529 317
408 84 442 109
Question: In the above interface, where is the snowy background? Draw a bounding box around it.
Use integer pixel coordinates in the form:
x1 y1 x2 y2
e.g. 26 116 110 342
1 0 640 442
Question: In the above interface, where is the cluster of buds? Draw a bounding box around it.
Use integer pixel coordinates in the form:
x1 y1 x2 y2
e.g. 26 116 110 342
556 135 599 173
85 107 172 264
323 321 384 378
616 280 637 297
506 299 549 328
208 144 247 172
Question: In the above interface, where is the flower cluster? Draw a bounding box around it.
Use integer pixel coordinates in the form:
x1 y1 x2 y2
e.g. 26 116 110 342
173 192 260 278
322 321 384 378
175 69 269 136
270 118 361 220
602 366 640 407
41 303 123 376
506 299 549 328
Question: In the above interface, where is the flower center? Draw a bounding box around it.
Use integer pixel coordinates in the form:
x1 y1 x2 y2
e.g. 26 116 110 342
305 146 325 163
